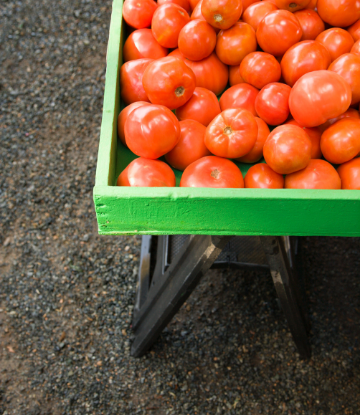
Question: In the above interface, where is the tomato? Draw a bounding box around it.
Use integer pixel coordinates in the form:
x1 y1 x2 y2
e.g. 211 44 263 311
123 29 168 62
326 108 360 127
165 120 210 170
348 20 360 42
117 158 176 187
281 40 331 87
320 118 360 164
351 40 360 57
170 49 228 95
180 156 244 187
125 104 181 159
245 164 284 188
285 159 341 189
204 108 258 158
242 0 259 11
242 1 278 32
294 9 325 41
256 10 303 57
255 83 291 126
118 101 150 146
263 124 312 174
317 0 360 28
316 29 354 62
120 59 153 104
123 0 158 29
240 52 281 90
215 23 257 66
237 117 270 163
285 119 322 159
307 0 317 8
219 84 259 116
229 66 244 86
176 87 221 126
337 158 360 189
152 3 190 48
158 0 191 13
329 54 360 106
289 70 352 127
201 0 243 30
275 0 311 12
142 56 196 110
178 20 217 61
191 0 205 19
190 0 201 9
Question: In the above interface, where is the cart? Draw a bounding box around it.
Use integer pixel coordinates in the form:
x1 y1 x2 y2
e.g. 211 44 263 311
93 0 360 359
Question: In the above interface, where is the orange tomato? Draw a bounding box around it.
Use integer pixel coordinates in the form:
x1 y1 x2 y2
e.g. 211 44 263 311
219 83 259 116
351 39 360 57
316 28 354 62
201 0 243 30
281 40 331 87
189 0 201 10
123 29 168 62
120 58 153 104
275 0 311 12
337 158 360 189
123 0 158 29
285 159 341 189
240 52 281 89
176 87 221 126
326 108 360 128
294 9 325 41
237 117 270 163
256 10 302 57
317 0 360 28
229 65 245 86
242 1 278 32
242 0 259 11
216 22 257 66
158 0 191 13
118 101 150 146
205 108 258 158
285 119 322 159
245 164 284 189
348 20 360 42
320 118 360 164
307 0 317 8
263 124 312 174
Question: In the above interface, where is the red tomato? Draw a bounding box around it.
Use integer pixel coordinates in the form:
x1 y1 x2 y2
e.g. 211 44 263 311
263 124 312 174
215 22 257 66
285 159 341 189
180 156 244 187
337 158 360 189
307 0 317 8
289 70 352 127
191 0 205 19
281 40 331 87
219 84 259 116
158 0 191 13
243 2 278 32
256 10 303 57
317 0 360 28
326 108 360 127
237 117 270 163
118 102 150 146
320 118 360 164
229 66 244 86
142 56 196 110
117 158 176 187
170 49 228 95
152 4 190 48
123 29 168 62
120 59 153 104
201 0 243 30
205 108 258 158
255 83 291 126
123 0 158 29
242 0 259 11
240 52 281 90
178 20 217 61
285 119 322 159
165 120 210 170
294 9 325 41
125 104 181 159
348 20 360 42
316 29 354 62
351 40 360 57
329 54 360 105
245 164 284 188
176 87 221 126
275 0 311 12
190 0 201 9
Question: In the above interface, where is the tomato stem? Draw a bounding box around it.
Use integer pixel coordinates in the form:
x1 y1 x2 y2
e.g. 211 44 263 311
289 2 297 7
214 14 223 22
223 126 232 135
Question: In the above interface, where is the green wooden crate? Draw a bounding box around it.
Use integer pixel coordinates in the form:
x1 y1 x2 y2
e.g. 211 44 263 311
93 0 360 237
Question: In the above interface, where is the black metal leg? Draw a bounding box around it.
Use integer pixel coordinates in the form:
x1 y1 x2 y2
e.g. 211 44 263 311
260 236 311 359
131 235 231 357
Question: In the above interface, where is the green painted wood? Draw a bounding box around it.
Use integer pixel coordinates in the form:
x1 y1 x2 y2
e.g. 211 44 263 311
93 0 360 237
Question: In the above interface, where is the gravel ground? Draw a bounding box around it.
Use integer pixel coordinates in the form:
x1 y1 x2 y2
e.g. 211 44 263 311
1 1 360 414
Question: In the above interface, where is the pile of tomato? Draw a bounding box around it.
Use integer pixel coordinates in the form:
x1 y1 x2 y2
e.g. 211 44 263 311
116 0 360 189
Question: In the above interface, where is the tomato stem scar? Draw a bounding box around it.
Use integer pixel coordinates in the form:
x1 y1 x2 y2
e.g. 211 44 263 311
214 14 223 22
224 126 232 135
175 86 185 97
211 169 220 179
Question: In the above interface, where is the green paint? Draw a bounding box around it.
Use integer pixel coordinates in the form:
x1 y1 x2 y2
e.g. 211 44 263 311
94 0 360 237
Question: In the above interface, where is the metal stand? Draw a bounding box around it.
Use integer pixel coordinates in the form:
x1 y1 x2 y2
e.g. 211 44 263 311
131 235 311 359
